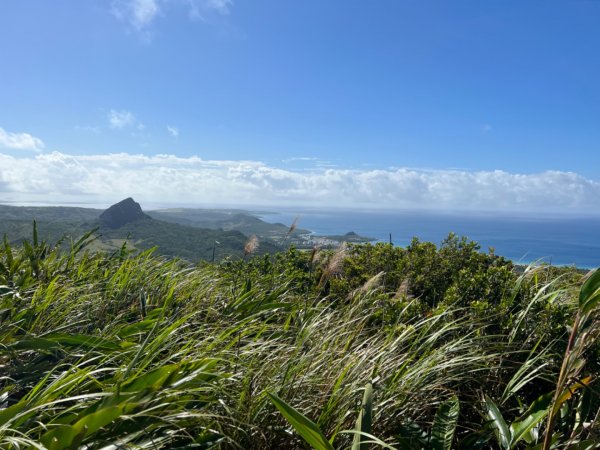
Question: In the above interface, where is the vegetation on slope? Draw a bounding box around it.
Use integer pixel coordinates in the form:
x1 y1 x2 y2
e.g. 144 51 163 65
0 202 280 262
0 204 372 257
99 217 279 261
0 227 598 449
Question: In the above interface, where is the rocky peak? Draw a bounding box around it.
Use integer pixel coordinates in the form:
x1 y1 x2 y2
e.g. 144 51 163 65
100 197 150 229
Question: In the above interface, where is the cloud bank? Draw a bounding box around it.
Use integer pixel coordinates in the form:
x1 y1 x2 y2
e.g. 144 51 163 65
1 151 599 212
0 127 45 152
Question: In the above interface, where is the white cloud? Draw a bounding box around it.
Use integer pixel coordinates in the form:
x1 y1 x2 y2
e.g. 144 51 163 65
108 109 137 129
111 0 160 31
189 0 233 19
167 125 179 138
1 151 599 213
111 0 232 35
0 127 45 152
205 0 233 14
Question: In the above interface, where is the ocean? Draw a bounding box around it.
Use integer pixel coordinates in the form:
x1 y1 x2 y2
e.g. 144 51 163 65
259 209 600 269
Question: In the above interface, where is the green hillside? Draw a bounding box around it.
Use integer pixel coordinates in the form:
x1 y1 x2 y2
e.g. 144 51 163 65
1 231 598 449
148 208 374 247
0 202 371 261
0 203 279 262
99 216 278 261
0 205 100 222
147 208 299 237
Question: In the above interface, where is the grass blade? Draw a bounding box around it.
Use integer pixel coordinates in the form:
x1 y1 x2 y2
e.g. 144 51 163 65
352 382 373 450
267 391 334 450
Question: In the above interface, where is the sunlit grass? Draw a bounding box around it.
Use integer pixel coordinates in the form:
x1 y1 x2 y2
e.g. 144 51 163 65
0 226 598 448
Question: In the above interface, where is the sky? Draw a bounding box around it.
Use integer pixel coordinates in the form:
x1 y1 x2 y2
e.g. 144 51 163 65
1 0 600 212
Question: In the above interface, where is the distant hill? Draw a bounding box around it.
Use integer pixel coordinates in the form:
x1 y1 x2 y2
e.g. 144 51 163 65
147 208 308 241
0 199 277 262
99 197 150 229
0 200 372 260
99 217 274 261
0 205 100 222
147 208 373 246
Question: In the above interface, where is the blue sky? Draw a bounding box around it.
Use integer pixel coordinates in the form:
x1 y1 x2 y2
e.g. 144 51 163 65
1 0 600 211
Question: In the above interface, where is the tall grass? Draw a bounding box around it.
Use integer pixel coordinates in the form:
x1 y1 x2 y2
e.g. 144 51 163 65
0 228 598 448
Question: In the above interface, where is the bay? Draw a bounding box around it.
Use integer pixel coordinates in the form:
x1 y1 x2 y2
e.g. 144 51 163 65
259 209 600 269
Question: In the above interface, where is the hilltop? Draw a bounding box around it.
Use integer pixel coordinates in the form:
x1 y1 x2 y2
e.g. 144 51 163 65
99 197 151 229
0 200 373 262
0 199 279 261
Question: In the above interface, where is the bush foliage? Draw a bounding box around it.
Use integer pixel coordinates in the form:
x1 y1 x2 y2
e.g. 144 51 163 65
0 227 598 449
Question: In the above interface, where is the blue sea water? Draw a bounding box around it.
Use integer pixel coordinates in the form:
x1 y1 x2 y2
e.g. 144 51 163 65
259 209 600 269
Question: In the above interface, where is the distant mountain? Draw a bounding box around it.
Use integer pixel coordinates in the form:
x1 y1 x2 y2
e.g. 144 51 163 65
0 199 278 262
99 197 150 229
94 198 279 260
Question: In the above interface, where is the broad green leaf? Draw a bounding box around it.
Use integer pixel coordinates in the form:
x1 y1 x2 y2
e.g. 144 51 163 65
352 382 373 450
431 395 459 450
45 334 125 351
72 405 123 436
8 337 58 351
40 425 80 450
509 393 552 448
268 391 334 450
121 365 178 392
121 360 219 393
0 401 26 426
485 395 510 450
580 268 600 314
117 312 162 338
10 334 126 352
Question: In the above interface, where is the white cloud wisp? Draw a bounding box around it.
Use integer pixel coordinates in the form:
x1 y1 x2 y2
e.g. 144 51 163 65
111 0 232 34
0 127 45 152
108 109 137 129
111 0 160 31
167 125 179 138
1 151 599 212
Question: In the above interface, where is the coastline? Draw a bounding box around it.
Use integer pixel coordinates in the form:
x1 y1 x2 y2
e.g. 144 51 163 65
258 209 600 270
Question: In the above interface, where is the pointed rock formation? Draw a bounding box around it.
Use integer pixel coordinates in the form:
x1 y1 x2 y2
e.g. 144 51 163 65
100 197 150 229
